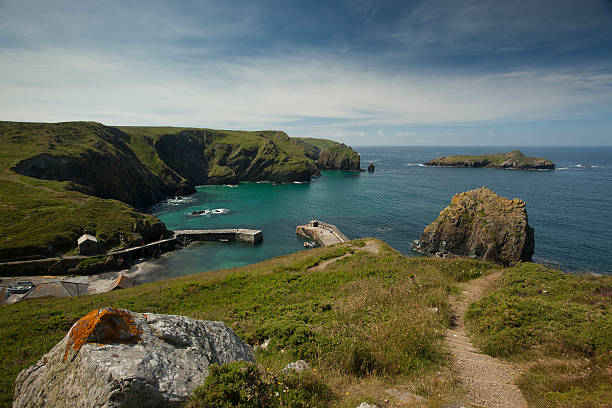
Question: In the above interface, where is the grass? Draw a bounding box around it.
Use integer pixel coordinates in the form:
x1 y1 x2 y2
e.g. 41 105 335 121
0 240 491 408
0 175 165 259
0 121 360 259
465 262 612 407
186 361 335 407
1 241 608 406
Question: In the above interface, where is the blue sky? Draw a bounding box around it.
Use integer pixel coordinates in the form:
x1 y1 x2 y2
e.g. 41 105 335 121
1 0 611 145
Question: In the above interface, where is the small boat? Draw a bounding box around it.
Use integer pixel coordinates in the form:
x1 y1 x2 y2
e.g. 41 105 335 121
219 238 230 243
303 241 317 248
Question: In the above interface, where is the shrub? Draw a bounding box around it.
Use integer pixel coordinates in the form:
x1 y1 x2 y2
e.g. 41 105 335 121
186 361 334 408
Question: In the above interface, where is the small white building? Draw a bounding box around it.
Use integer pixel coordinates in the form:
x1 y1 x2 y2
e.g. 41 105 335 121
77 234 98 255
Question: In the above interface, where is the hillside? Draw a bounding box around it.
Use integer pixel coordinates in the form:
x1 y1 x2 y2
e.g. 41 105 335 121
296 137 361 170
0 121 360 260
1 240 610 407
424 150 555 170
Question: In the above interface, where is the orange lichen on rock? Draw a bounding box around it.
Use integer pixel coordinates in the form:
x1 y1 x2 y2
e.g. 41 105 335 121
64 308 142 361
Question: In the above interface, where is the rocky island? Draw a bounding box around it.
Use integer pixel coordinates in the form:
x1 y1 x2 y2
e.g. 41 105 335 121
0 121 360 261
413 187 534 265
424 150 555 170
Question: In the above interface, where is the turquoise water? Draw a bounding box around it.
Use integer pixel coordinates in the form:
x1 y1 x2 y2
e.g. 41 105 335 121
145 146 612 280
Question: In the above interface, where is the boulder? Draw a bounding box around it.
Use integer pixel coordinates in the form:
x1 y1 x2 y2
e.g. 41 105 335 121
14 307 255 408
412 187 534 265
282 360 311 373
367 162 375 172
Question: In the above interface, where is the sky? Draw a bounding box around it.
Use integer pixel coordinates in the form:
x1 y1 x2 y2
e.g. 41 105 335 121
1 0 611 145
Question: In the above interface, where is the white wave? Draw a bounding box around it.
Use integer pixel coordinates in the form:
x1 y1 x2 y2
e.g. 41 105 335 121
166 196 195 205
224 184 238 188
404 163 425 167
293 181 308 184
189 208 230 216
557 167 569 170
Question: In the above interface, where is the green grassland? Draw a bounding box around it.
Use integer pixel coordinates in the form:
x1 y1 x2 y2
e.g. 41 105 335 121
466 263 612 407
0 121 358 260
0 175 166 260
1 240 609 407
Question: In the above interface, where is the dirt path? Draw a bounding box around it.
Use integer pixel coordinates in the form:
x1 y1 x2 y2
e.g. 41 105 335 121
307 240 381 273
447 271 528 408
308 253 353 272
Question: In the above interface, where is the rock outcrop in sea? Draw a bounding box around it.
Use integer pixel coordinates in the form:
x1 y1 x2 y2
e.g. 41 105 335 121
412 187 534 265
367 162 375 172
13 307 254 408
424 150 555 170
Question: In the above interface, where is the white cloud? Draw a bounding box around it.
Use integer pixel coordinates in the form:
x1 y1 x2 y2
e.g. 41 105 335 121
1 48 611 131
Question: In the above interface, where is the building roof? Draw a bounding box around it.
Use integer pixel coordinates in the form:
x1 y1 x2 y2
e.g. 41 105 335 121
111 275 134 290
77 234 98 245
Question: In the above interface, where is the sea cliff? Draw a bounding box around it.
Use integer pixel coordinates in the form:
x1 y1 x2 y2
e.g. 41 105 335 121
0 121 360 260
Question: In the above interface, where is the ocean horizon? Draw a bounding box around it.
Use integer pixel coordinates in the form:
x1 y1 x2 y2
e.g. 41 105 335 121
134 146 612 283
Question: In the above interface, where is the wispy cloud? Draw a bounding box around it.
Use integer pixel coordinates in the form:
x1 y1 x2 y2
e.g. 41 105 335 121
2 48 610 127
0 0 611 145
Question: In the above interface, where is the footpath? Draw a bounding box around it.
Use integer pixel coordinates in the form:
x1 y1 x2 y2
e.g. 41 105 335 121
446 271 528 408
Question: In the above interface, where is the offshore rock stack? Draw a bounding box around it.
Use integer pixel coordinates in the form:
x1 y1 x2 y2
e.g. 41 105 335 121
413 187 534 265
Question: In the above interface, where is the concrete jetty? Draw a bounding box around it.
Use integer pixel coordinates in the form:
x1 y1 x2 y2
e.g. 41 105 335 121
175 229 263 244
296 220 349 246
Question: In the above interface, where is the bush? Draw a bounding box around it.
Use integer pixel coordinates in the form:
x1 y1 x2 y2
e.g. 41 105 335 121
186 362 334 408
187 362 273 408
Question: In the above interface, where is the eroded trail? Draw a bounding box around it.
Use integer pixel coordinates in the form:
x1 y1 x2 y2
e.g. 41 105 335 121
306 240 381 273
447 271 528 408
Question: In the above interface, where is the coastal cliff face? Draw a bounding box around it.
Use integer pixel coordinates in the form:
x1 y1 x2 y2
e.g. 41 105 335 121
0 121 359 260
413 187 534 265
297 137 361 171
424 150 555 170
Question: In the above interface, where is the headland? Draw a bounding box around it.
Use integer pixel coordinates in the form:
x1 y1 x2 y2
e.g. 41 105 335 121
0 120 360 263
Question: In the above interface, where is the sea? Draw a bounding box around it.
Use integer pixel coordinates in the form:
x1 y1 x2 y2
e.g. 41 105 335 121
134 146 612 283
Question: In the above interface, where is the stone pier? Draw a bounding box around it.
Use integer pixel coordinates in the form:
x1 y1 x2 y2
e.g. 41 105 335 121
175 229 263 244
296 220 348 246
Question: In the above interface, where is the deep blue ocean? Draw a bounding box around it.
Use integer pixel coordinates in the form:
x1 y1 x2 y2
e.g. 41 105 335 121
139 147 612 282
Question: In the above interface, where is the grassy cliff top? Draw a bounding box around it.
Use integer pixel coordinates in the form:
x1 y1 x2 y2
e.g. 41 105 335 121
425 150 555 169
296 136 359 158
0 121 359 259
1 239 609 407
0 121 326 173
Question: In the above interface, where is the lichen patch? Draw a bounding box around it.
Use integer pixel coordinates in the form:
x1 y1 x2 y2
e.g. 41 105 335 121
64 308 142 361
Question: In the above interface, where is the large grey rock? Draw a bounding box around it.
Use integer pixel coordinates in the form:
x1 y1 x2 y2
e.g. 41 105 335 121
13 307 255 408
